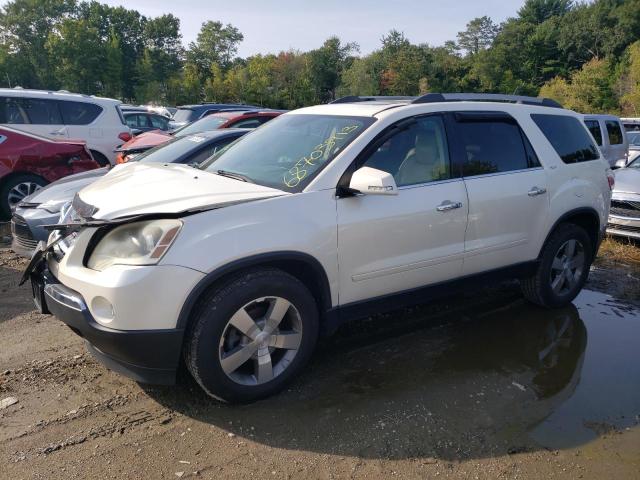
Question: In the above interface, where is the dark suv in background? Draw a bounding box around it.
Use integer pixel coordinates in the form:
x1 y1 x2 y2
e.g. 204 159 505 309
169 103 261 129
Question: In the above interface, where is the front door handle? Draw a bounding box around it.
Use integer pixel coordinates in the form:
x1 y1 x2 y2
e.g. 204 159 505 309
528 186 547 197
436 200 463 212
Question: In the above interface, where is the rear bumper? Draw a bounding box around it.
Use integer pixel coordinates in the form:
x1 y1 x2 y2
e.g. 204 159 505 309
42 270 183 385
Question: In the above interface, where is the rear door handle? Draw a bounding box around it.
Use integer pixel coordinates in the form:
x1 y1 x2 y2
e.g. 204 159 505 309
436 200 463 212
528 186 547 197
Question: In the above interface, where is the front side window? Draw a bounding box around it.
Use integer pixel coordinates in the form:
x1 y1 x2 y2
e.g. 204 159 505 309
59 101 103 125
584 120 602 146
125 114 147 129
360 115 450 186
454 114 532 176
628 131 640 147
531 114 599 164
149 115 168 129
230 118 262 129
202 114 375 192
0 97 62 125
605 120 624 145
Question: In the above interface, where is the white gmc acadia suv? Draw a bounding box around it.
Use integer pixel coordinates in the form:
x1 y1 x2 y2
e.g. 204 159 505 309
26 93 613 403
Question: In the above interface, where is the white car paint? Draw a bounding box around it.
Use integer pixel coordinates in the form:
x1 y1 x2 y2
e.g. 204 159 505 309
0 88 131 164
49 100 611 332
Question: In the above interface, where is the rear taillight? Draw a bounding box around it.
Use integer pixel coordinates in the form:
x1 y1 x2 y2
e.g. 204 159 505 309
118 132 132 142
607 173 615 190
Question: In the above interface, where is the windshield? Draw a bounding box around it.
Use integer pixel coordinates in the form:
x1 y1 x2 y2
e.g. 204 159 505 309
628 131 640 147
174 115 228 137
201 114 375 191
133 135 209 163
172 108 197 123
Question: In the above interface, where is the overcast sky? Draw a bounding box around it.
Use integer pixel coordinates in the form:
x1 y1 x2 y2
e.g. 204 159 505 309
91 0 522 56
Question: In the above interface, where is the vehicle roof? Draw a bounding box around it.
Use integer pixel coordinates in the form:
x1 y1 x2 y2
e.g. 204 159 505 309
0 88 121 104
176 104 256 110
582 113 622 121
208 110 284 119
291 100 579 118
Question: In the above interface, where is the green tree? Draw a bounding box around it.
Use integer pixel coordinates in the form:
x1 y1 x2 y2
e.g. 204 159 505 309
456 16 500 55
308 36 359 102
188 21 243 75
103 30 123 98
618 41 640 115
518 0 573 24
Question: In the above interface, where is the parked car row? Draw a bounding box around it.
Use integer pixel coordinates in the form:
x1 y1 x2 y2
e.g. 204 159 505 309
10 129 250 255
20 93 619 404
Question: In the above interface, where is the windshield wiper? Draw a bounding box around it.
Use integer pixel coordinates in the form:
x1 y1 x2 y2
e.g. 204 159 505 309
216 169 253 183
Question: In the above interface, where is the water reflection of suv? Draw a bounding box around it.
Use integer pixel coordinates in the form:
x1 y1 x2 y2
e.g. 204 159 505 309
30 94 613 403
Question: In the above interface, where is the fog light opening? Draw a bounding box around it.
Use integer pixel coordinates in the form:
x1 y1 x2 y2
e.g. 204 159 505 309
91 296 115 323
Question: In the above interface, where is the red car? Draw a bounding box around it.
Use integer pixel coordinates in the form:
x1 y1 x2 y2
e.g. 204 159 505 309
115 110 285 164
0 126 99 218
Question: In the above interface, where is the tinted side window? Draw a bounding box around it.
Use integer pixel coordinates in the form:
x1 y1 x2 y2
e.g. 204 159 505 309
360 115 450 187
230 118 261 129
59 101 103 125
584 120 602 146
531 114 599 164
0 97 62 124
149 115 168 129
454 114 530 176
605 121 623 145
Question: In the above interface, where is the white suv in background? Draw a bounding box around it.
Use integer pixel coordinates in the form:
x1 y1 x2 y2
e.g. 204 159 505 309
0 88 132 165
27 93 613 403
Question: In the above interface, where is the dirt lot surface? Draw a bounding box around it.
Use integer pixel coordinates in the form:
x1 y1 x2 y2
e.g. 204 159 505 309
1 223 639 479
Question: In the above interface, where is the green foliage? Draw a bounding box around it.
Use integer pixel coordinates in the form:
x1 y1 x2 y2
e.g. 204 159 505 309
0 0 638 115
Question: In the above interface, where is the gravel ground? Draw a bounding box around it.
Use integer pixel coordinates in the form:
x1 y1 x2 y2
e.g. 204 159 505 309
1 223 639 479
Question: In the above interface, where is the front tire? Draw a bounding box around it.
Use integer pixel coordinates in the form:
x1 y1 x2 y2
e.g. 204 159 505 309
521 223 592 308
185 268 319 403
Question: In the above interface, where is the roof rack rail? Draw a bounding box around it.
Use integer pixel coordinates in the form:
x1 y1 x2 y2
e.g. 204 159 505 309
330 95 416 104
411 93 562 108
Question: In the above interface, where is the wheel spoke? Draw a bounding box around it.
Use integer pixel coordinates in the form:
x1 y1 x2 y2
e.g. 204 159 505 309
228 307 260 340
551 256 564 271
564 239 577 258
220 342 259 374
268 332 302 350
256 347 273 383
551 271 566 293
569 252 584 270
264 297 291 333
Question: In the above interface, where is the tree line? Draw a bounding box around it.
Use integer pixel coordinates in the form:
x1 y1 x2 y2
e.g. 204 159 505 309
1 0 639 115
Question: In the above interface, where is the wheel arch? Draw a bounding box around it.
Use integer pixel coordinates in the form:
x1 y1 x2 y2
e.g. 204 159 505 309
176 251 333 330
540 207 602 259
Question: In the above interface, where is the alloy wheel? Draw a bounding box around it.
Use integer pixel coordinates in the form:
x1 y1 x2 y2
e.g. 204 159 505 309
549 239 585 296
219 296 303 386
7 182 42 211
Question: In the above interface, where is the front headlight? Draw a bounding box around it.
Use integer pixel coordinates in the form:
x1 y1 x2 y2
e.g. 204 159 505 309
87 219 182 271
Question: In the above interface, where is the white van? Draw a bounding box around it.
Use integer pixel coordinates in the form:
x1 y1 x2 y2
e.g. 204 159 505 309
582 114 629 167
0 88 132 166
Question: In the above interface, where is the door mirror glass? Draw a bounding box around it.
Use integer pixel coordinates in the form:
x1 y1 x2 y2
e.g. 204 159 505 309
349 166 398 195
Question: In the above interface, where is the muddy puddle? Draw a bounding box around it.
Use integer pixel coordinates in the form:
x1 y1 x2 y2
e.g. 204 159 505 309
146 286 640 460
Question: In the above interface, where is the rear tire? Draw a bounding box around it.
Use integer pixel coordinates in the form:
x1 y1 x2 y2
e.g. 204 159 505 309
0 174 47 220
185 268 319 403
90 150 110 167
521 223 592 308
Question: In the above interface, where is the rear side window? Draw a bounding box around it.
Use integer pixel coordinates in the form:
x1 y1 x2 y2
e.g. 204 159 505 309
605 121 624 145
453 113 535 176
230 118 261 129
584 120 602 146
59 101 103 125
149 115 168 129
0 97 62 124
531 114 599 164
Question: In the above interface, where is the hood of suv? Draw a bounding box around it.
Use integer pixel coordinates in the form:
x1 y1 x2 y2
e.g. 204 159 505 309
76 163 286 219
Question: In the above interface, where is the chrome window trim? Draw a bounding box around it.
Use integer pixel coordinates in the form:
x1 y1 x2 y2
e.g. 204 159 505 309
461 166 544 181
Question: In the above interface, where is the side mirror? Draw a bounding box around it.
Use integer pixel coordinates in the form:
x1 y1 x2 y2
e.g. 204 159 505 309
349 166 398 196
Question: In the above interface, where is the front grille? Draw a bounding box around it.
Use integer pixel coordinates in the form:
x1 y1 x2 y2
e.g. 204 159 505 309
11 214 37 249
610 200 640 218
607 222 640 233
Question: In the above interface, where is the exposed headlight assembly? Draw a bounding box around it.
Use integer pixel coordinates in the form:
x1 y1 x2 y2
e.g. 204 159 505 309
87 219 182 271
